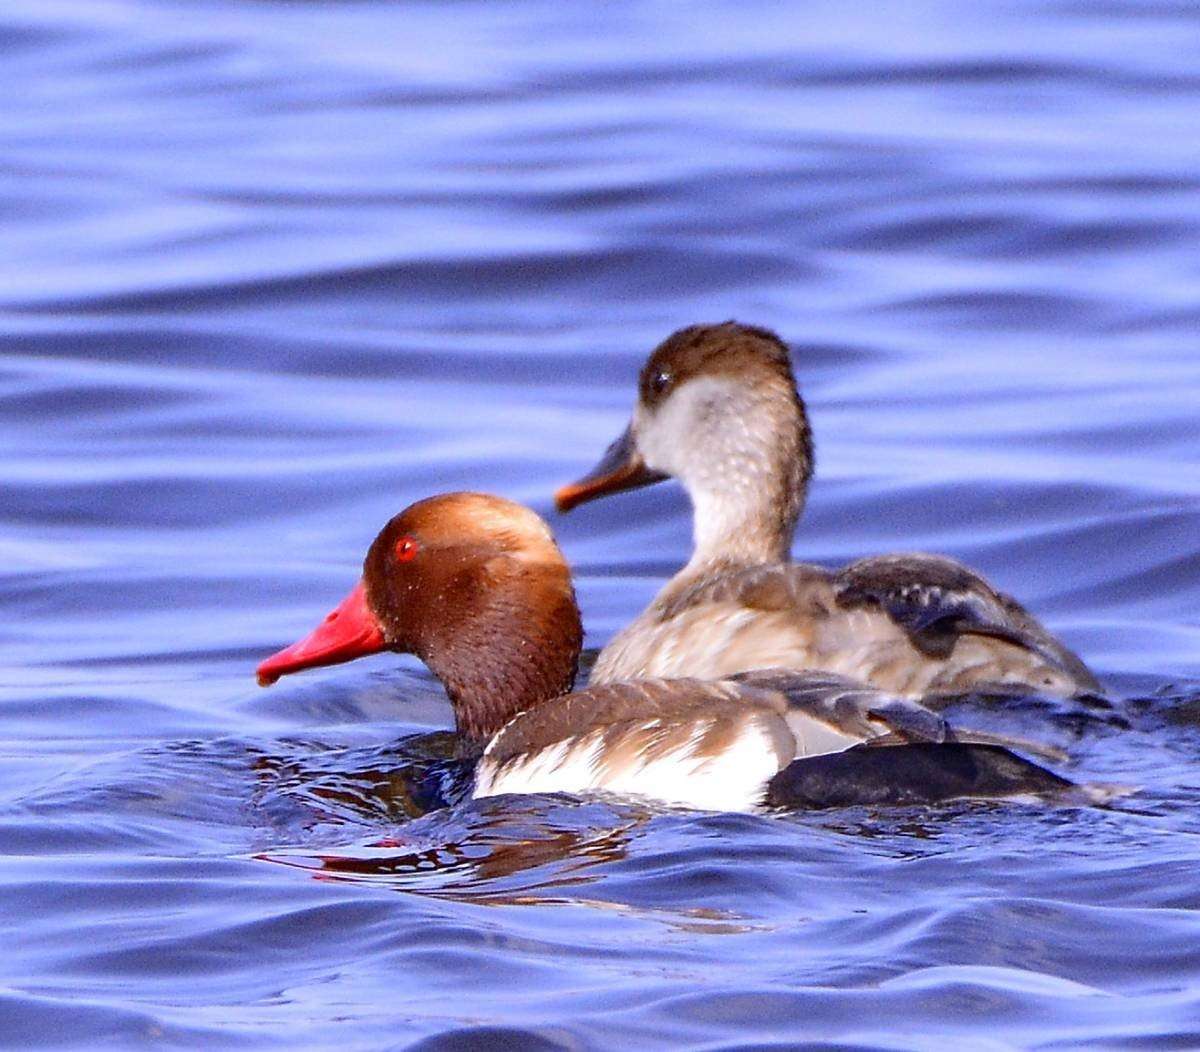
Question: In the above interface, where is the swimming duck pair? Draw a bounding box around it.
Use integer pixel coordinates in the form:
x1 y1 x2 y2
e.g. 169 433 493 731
258 323 1101 812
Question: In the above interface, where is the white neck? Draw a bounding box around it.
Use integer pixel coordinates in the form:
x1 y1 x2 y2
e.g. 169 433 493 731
686 483 793 572
636 373 810 575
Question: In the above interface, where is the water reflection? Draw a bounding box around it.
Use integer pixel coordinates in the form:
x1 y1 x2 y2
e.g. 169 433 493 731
255 796 648 906
252 731 465 825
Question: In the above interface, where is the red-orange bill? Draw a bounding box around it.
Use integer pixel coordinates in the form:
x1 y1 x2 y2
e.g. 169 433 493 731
257 580 385 687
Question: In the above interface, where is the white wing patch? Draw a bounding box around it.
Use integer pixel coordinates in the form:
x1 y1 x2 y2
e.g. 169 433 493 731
475 715 789 813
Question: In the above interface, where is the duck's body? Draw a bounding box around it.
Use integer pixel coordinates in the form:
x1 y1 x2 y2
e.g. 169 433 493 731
257 493 1069 812
477 669 942 811
557 322 1102 702
592 555 1100 699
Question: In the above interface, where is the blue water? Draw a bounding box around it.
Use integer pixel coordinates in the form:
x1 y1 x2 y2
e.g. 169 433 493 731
3 1 1200 1047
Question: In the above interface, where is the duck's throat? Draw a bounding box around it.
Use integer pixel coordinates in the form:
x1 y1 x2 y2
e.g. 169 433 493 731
688 485 798 569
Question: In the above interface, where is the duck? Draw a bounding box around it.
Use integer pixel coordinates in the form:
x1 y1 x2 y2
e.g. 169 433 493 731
256 492 1074 813
555 322 1104 702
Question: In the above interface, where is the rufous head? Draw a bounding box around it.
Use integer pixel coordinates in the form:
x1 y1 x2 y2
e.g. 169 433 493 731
258 493 582 741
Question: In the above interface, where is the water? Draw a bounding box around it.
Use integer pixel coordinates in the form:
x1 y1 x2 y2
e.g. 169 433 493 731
2 0 1200 1047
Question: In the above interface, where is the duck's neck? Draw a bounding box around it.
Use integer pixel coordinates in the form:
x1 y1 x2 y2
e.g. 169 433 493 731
421 579 583 743
686 488 794 571
683 455 809 575
674 381 813 576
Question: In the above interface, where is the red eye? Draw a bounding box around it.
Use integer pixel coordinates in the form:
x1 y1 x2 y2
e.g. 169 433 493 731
395 536 419 562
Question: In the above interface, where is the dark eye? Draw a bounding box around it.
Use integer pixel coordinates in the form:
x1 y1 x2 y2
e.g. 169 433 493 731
649 369 672 396
395 536 420 562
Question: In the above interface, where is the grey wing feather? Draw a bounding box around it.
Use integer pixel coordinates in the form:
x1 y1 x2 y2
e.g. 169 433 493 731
835 554 1017 658
728 668 947 744
834 554 1100 691
729 668 1074 763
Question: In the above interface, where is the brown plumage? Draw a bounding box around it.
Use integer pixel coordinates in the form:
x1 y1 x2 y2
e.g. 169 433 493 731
556 322 1102 701
592 558 1099 698
476 669 953 810
360 493 583 742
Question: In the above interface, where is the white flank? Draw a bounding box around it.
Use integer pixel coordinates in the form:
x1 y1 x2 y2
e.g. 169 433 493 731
475 734 605 800
475 717 785 813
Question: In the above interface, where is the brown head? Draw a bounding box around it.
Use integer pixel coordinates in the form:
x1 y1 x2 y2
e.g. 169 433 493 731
256 493 583 742
556 322 813 566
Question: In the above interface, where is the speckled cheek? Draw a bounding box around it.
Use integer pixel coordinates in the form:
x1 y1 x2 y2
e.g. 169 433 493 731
635 376 740 479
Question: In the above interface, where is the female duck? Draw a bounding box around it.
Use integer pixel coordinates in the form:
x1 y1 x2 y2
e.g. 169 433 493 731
256 493 1067 811
556 323 1102 701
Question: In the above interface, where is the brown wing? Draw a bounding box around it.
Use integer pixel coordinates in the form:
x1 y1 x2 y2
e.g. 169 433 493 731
479 672 1073 811
484 678 792 771
487 670 947 772
478 678 803 810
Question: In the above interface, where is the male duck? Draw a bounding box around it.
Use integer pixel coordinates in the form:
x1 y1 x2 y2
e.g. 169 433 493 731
256 493 1070 812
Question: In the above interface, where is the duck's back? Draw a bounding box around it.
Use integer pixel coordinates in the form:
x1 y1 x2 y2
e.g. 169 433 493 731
590 554 1100 700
